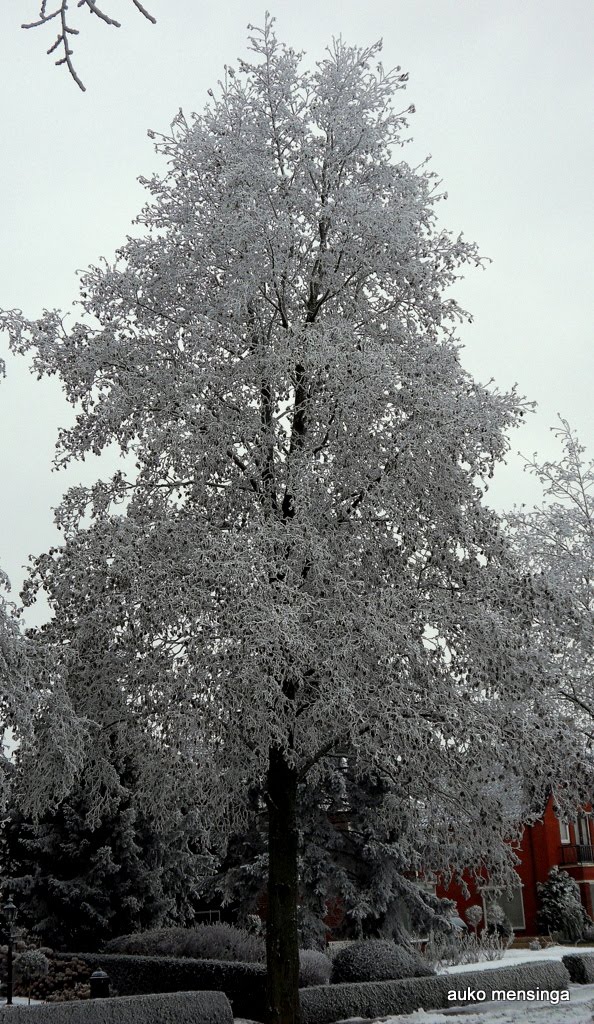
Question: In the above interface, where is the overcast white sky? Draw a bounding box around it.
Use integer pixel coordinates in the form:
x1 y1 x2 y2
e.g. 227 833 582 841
0 0 592 624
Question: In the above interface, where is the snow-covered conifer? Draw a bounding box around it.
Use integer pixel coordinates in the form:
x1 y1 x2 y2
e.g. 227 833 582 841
537 866 592 941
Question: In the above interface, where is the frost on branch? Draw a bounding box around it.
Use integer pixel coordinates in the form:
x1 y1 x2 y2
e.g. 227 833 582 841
0 568 86 818
506 419 594 748
21 1 156 91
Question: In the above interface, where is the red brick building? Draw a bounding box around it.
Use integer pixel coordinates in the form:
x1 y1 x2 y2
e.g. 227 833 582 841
437 796 594 935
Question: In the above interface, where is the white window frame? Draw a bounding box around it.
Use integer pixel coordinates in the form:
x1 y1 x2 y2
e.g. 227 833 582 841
559 820 571 844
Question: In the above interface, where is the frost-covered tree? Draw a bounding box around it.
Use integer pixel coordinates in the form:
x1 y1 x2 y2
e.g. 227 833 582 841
465 904 483 933
21 1 156 91
13 949 49 1005
1 568 211 951
0 568 83 817
507 421 594 739
213 763 518 950
2 21 592 1024
2 747 206 951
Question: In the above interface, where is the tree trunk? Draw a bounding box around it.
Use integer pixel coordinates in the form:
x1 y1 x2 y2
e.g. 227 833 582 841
266 746 300 1024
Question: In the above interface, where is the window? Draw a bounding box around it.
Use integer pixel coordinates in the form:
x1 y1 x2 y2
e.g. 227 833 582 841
559 820 571 844
577 815 592 847
501 887 525 931
483 886 525 931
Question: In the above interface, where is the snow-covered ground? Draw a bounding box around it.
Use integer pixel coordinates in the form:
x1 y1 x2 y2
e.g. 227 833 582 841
367 946 594 1024
377 989 594 1024
440 943 592 973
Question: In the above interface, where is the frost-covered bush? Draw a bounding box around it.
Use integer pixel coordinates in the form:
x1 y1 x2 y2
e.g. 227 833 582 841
464 905 483 932
331 940 433 983
485 902 514 946
13 949 49 1003
15 954 91 1003
538 867 593 941
299 950 332 987
423 928 507 969
104 923 264 962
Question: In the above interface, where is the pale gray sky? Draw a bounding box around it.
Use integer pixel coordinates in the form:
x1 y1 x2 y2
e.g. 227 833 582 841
1 0 592 623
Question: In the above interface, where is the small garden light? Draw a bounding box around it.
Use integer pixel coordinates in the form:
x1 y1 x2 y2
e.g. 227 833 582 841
3 896 17 1006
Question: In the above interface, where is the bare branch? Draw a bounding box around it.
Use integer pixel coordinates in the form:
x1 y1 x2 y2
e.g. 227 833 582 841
21 1 156 91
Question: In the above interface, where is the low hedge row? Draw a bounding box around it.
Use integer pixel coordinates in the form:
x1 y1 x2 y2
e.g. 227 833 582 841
562 952 594 984
55 954 267 1020
0 991 232 1024
299 959 570 1024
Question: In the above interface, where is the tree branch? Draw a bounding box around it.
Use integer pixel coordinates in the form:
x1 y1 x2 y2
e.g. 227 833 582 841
22 1 156 91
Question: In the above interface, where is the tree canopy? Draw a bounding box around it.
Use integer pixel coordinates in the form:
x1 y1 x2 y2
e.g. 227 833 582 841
507 420 594 742
2 19 591 1023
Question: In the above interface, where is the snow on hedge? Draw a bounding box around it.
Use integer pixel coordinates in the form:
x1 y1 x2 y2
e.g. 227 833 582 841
0 991 232 1024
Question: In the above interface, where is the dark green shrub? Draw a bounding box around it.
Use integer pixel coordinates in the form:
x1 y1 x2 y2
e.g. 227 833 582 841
103 924 264 962
331 940 433 983
562 953 594 984
55 953 267 1020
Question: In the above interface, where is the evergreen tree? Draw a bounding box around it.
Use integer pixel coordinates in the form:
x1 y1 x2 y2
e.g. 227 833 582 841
537 866 592 941
211 761 545 949
2 747 206 951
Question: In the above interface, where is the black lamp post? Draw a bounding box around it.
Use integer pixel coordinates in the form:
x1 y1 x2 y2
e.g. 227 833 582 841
3 896 17 1006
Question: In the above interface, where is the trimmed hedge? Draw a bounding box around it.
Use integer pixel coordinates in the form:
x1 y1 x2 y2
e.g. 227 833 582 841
562 952 594 984
0 991 232 1024
103 925 264 963
331 940 433 983
55 954 267 1020
299 960 570 1024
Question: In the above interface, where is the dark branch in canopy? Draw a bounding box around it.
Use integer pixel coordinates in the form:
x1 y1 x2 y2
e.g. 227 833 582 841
21 1 156 92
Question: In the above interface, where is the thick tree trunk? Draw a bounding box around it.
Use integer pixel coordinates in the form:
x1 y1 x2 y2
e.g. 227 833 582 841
266 746 300 1024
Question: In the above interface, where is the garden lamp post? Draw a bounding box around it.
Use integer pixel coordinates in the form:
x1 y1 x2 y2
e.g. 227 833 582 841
3 896 17 1006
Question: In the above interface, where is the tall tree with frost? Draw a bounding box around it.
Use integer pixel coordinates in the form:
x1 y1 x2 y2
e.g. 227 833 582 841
2 21 592 1023
507 421 594 740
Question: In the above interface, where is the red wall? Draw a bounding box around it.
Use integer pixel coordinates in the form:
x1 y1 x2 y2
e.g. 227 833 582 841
437 797 594 935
